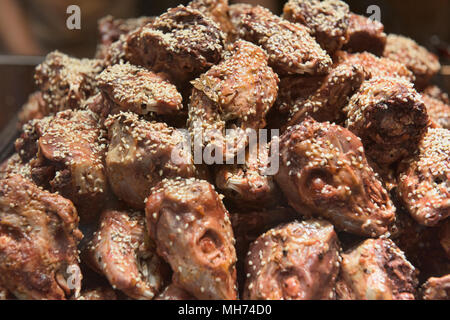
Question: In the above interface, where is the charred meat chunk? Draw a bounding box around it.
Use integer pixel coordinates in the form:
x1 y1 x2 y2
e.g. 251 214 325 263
96 15 154 59
337 51 414 83
20 110 109 221
283 0 350 54
215 139 281 208
35 51 103 112
232 5 332 76
145 178 237 300
86 209 169 300
76 286 117 300
282 61 365 127
126 5 225 87
336 238 418 300
344 77 429 167
383 34 441 90
0 154 32 181
342 13 386 56
105 112 199 209
397 128 449 226
0 175 83 299
275 117 395 237
188 40 278 161
188 0 234 36
97 63 183 116
243 220 340 300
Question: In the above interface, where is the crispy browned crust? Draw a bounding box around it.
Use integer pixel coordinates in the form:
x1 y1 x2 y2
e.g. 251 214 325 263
188 0 234 36
155 283 196 300
35 51 103 112
0 154 32 181
188 40 278 161
421 94 450 129
96 15 154 59
421 275 450 300
337 51 415 82
105 112 200 209
18 110 109 221
342 13 386 56
0 175 83 300
231 207 298 294
344 77 429 167
275 117 395 237
86 209 169 300
336 238 418 300
397 128 449 226
283 0 350 54
125 5 225 87
282 61 365 127
215 139 281 208
232 5 332 76
97 63 183 116
243 220 340 300
145 178 237 300
383 34 441 90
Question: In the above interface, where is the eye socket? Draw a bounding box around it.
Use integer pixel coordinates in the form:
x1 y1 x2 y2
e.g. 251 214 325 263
434 175 446 185
306 169 333 192
199 229 222 254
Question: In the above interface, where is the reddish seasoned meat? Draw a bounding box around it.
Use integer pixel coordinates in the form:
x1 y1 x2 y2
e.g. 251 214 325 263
105 112 200 210
383 34 441 90
97 63 183 116
275 118 395 237
421 94 450 129
423 85 449 104
337 51 415 83
0 154 31 181
336 239 418 300
282 61 365 127
145 178 237 300
231 5 332 76
0 175 83 299
231 207 297 293
344 77 429 167
397 128 449 226
342 13 386 56
188 40 278 161
125 5 225 87
155 283 196 300
86 210 169 300
188 0 234 36
17 91 49 127
421 275 450 300
35 51 103 112
283 0 350 54
19 110 109 221
243 220 340 300
76 286 117 300
96 15 154 59
215 139 281 208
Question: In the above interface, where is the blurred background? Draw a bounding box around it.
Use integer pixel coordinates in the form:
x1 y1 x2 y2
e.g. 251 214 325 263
0 0 449 154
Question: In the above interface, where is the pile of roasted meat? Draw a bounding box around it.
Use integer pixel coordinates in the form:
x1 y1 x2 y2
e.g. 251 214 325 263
0 0 449 300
